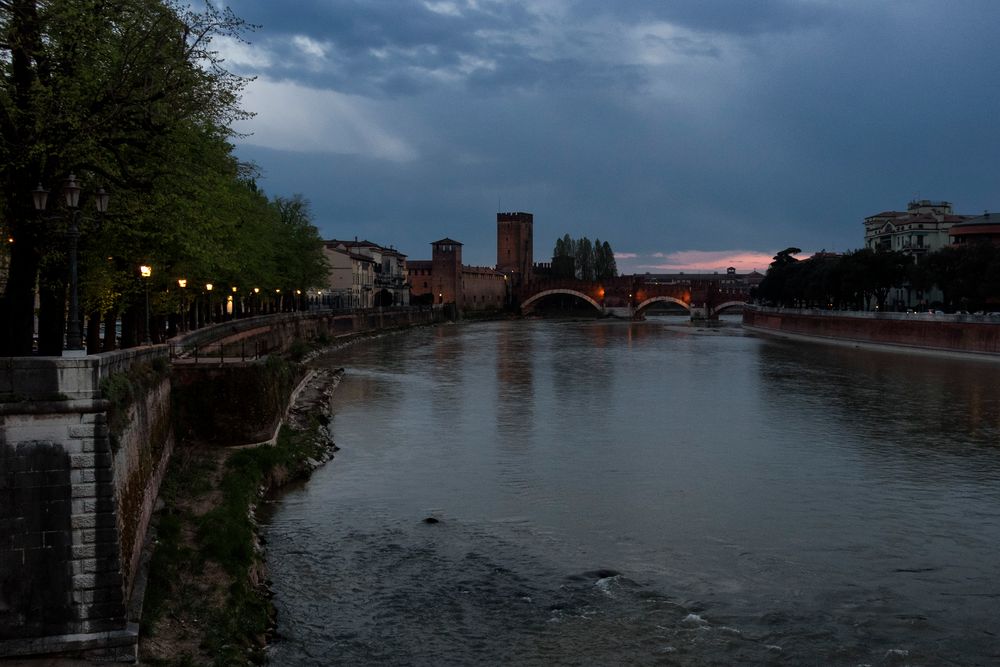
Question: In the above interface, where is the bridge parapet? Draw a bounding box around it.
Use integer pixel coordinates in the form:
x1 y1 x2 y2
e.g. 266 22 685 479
519 275 747 320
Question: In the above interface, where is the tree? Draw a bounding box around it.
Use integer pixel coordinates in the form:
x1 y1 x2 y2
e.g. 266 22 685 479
925 243 1000 311
551 234 617 281
552 234 576 278
756 248 801 306
0 0 253 354
599 241 617 280
270 195 329 294
576 237 594 281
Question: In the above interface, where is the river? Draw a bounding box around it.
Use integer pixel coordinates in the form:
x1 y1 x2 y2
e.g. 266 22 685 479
262 318 1000 665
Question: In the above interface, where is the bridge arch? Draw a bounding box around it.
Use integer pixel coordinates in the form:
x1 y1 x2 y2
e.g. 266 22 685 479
521 289 602 314
711 300 746 315
635 296 690 314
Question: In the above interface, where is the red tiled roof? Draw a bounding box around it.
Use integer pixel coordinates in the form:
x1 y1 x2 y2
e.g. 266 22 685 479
950 223 1000 236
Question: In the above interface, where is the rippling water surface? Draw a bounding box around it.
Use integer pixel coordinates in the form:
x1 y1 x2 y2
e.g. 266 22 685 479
263 318 1000 665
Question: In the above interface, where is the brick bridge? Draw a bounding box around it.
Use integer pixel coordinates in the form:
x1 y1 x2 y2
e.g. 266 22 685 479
518 276 749 320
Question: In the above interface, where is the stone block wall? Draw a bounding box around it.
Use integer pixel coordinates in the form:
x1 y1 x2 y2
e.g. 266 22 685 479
0 349 173 661
0 400 133 659
110 378 174 607
173 307 447 356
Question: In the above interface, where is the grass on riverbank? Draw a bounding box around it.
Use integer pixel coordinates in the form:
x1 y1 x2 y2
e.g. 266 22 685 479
141 421 330 666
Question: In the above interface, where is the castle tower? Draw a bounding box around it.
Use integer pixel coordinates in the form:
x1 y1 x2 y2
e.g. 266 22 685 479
431 238 463 308
496 211 533 290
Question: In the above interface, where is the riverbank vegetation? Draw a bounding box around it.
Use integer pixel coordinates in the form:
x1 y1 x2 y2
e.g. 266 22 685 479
0 1 328 356
754 244 1000 312
141 366 339 665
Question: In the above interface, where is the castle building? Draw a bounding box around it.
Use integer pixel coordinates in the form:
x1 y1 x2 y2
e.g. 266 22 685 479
408 238 507 311
496 212 534 291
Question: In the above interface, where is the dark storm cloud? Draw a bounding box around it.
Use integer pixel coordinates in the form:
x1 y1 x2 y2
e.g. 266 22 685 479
225 0 536 95
576 0 843 36
223 0 1000 271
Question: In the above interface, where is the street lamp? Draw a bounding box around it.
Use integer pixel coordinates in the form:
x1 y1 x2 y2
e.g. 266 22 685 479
32 175 109 356
140 264 152 345
178 279 188 331
205 283 214 324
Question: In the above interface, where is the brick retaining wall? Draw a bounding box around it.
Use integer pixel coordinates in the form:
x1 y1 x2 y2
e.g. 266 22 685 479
743 306 1000 356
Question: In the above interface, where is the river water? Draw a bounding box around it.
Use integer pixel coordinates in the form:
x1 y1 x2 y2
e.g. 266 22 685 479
263 318 1000 665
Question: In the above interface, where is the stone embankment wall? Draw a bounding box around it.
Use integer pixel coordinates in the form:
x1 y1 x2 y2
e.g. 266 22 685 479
743 305 1000 355
0 347 173 661
173 307 449 356
0 306 450 661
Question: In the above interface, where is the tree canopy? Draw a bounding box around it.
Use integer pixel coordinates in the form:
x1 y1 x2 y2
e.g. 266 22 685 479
552 234 617 281
754 243 1000 312
0 0 328 354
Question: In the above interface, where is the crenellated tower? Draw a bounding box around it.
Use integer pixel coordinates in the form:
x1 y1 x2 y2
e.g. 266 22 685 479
496 211 533 291
431 238 463 308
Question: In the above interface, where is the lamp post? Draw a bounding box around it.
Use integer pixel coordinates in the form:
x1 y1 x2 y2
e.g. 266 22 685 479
140 264 152 344
32 175 109 356
178 279 188 331
205 283 214 324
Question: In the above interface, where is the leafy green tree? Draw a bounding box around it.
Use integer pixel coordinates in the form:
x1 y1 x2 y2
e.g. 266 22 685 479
599 240 617 280
0 0 252 354
576 237 594 281
756 247 801 306
552 234 575 278
551 234 617 281
270 195 329 294
925 243 1000 311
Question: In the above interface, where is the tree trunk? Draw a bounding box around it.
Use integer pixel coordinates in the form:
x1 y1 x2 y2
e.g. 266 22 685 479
0 235 40 356
86 310 101 354
37 263 66 356
120 305 138 349
102 310 117 352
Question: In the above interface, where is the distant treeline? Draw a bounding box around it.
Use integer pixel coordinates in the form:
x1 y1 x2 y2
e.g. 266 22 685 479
754 244 1000 312
551 235 618 281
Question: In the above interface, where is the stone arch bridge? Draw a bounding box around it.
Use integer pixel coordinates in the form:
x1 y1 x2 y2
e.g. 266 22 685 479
518 276 748 320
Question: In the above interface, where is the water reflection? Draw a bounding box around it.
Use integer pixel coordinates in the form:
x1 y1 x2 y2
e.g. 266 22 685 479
757 338 1000 458
494 320 535 440
268 321 1000 665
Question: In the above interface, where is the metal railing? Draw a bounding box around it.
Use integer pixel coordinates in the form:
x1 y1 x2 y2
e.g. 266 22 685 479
169 340 265 364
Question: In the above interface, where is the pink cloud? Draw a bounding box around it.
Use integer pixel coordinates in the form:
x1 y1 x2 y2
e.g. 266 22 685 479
614 252 639 259
629 249 803 273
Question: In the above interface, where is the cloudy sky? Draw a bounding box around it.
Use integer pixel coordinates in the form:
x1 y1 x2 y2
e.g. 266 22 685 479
219 0 1000 273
